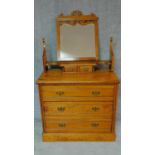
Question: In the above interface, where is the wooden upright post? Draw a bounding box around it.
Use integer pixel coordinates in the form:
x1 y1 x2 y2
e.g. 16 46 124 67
42 38 48 72
109 36 115 71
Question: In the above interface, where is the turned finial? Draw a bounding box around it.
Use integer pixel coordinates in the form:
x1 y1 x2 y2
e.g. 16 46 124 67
109 36 114 72
42 38 47 72
110 36 113 42
42 38 46 48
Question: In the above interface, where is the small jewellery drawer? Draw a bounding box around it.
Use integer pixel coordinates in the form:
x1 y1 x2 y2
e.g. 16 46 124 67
44 118 112 133
40 85 114 101
79 65 93 72
64 65 78 72
43 102 113 116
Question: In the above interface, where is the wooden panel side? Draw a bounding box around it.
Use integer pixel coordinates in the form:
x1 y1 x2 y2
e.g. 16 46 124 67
111 84 119 133
38 85 45 132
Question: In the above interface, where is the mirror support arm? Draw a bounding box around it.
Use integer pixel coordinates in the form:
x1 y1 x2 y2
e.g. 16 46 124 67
109 36 115 71
42 38 48 72
41 37 115 72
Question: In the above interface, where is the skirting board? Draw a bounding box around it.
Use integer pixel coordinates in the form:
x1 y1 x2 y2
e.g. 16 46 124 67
42 133 116 141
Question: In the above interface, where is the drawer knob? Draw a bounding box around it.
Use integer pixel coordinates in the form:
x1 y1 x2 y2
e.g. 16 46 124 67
92 107 100 111
58 123 66 127
57 107 65 112
92 91 101 96
56 91 64 96
91 123 99 127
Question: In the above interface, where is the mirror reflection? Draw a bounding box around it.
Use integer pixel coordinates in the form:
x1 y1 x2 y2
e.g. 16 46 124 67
59 24 96 60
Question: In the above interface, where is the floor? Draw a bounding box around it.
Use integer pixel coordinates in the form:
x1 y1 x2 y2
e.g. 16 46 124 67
34 118 121 155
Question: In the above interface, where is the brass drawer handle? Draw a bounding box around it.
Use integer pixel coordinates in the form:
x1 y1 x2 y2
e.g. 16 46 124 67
58 123 66 127
57 107 65 112
91 123 99 127
56 91 64 96
92 91 101 96
92 107 100 111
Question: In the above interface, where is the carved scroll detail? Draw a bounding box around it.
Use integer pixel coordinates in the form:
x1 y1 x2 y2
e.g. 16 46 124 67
71 10 83 16
58 10 96 17
58 10 97 26
59 20 94 26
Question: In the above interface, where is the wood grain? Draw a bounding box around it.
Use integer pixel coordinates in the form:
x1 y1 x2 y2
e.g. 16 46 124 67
44 119 112 133
40 85 114 98
43 102 113 116
42 133 116 141
37 71 119 84
37 70 119 141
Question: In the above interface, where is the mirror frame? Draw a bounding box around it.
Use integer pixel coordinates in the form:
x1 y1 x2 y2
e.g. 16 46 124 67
56 10 99 61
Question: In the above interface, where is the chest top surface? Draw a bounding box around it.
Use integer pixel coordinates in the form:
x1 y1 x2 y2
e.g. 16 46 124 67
37 70 119 84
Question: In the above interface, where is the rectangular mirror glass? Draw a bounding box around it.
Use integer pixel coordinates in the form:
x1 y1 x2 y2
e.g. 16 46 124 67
59 24 96 60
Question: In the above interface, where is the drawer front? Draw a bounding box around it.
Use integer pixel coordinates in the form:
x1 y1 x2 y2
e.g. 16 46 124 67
40 85 114 101
64 65 78 72
79 65 93 72
43 102 113 117
44 119 112 133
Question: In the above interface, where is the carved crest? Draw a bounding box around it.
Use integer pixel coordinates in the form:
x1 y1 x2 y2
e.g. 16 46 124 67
71 10 83 16
58 10 97 26
58 10 96 17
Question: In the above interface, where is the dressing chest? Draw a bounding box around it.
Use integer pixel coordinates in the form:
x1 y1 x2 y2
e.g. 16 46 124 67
37 10 119 141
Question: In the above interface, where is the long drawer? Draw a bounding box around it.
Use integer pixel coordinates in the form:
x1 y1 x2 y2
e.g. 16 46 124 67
43 102 113 117
40 85 114 101
44 118 112 133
